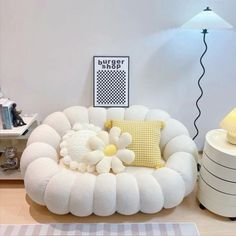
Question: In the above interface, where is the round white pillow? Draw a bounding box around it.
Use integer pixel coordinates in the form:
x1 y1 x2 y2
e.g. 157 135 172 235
59 123 101 170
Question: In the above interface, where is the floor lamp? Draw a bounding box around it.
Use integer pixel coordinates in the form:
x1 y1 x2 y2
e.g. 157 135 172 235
182 7 233 140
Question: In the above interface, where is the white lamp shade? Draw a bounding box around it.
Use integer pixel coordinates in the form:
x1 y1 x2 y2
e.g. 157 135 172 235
182 7 233 30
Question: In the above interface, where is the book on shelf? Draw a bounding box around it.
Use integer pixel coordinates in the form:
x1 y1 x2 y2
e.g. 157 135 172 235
0 98 14 129
0 98 8 129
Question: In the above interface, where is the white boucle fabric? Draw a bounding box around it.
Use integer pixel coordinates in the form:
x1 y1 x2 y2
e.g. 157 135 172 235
27 124 61 149
24 158 59 205
43 112 71 137
88 107 107 128
145 109 171 122
160 119 189 151
116 173 140 215
136 174 164 213
44 170 76 215
20 142 58 177
22 105 198 217
93 173 116 216
61 129 96 163
163 135 198 162
69 173 96 217
107 107 125 120
166 152 197 196
152 168 185 208
125 105 149 120
125 166 154 175
63 106 89 126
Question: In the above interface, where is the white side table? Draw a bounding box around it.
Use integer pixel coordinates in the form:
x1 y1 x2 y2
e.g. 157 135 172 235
198 129 236 220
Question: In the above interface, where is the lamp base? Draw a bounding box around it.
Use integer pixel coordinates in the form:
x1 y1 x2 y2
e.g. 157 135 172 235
227 132 236 145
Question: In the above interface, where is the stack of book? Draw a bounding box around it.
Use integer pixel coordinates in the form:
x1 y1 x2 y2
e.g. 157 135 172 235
0 98 15 129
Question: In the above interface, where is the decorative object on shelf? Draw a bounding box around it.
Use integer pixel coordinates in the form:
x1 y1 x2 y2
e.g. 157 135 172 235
220 108 236 144
0 146 19 171
182 7 233 140
11 103 26 127
93 56 129 107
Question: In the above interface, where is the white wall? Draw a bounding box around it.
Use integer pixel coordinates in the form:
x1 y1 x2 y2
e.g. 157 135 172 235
0 0 236 150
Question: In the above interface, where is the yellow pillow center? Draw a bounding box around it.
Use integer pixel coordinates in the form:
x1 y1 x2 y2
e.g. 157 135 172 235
104 144 117 156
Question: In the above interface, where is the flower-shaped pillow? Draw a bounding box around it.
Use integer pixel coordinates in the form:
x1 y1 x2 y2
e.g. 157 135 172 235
84 127 135 174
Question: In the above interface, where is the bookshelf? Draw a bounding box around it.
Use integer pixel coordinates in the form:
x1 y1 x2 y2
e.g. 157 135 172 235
0 114 38 180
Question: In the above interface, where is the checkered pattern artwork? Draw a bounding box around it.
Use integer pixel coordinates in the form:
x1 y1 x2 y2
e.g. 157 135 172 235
93 56 129 107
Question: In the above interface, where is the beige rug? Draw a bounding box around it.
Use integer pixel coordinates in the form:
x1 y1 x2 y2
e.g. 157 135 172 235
0 222 199 236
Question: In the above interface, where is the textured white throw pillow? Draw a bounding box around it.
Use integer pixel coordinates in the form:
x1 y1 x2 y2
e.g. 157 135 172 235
60 123 101 171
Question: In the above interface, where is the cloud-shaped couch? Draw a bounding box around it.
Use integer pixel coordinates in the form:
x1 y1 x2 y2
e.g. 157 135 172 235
20 105 198 216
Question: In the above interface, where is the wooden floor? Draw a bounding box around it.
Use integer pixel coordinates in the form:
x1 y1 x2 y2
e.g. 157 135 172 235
0 180 236 236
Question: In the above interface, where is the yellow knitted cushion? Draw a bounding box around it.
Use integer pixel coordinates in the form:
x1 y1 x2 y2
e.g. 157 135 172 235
106 120 164 168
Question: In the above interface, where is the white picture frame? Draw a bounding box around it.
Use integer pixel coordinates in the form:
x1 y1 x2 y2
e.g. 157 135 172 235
93 56 129 107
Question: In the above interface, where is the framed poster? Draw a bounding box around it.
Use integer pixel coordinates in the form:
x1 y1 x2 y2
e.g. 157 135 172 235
93 56 129 107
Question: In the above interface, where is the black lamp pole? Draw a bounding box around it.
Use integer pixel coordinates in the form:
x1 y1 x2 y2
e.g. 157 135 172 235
193 29 208 140
192 7 211 140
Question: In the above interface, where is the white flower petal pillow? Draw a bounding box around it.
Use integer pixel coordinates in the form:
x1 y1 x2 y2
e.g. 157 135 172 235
84 127 135 174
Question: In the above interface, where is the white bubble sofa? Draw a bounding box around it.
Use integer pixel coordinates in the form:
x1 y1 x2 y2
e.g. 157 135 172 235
21 105 198 216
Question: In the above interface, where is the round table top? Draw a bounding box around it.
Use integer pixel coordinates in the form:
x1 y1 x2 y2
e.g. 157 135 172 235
206 129 236 156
